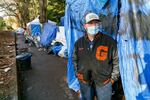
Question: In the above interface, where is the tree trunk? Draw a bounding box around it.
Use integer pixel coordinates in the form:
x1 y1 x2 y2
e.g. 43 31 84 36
16 0 30 28
39 0 47 24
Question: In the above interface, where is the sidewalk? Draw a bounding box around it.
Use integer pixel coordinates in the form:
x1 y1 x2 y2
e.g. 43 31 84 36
16 35 79 100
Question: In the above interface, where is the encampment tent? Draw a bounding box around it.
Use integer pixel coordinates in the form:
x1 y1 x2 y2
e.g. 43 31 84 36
40 20 58 47
27 16 42 36
61 16 65 26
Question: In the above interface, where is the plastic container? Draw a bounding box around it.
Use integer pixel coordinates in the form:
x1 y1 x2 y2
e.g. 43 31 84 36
16 53 32 71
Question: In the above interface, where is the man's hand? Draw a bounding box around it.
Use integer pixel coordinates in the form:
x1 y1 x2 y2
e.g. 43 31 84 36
76 73 87 84
111 79 115 85
103 78 115 85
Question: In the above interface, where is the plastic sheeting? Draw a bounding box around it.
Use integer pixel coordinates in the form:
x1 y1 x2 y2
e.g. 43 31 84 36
55 26 66 46
58 46 68 58
118 0 150 99
61 16 65 26
65 0 150 99
27 17 42 36
40 22 58 47
30 24 41 36
51 42 63 55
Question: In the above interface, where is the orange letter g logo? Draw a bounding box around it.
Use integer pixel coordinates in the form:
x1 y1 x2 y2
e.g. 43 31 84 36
96 46 108 61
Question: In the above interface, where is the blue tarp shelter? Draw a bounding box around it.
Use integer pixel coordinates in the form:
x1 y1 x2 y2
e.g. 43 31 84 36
65 0 150 99
40 21 58 47
61 16 65 26
27 17 42 36
30 24 41 36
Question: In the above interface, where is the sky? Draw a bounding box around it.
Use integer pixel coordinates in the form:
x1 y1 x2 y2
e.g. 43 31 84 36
0 10 5 17
0 6 3 16
0 0 16 17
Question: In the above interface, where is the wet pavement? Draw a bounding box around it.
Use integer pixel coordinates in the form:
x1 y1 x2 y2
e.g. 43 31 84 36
16 35 79 100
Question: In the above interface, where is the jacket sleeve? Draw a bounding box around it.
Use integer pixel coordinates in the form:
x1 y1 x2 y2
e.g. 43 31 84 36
72 42 78 73
111 43 120 81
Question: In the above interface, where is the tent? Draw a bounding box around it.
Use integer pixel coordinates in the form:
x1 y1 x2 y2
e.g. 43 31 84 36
40 20 58 48
60 16 65 26
65 0 150 99
27 16 42 36
55 26 66 46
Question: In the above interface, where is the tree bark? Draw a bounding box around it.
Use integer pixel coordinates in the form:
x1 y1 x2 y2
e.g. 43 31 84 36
39 0 47 24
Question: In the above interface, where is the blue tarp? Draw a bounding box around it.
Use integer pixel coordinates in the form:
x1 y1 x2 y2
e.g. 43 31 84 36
118 0 150 99
30 24 41 36
40 22 58 47
65 0 150 99
61 16 65 26
51 43 63 55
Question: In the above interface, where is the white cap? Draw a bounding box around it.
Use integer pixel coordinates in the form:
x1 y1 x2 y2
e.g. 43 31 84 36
85 13 100 23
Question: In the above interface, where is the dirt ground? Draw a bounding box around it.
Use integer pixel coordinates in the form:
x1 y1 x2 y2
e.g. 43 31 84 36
0 31 17 100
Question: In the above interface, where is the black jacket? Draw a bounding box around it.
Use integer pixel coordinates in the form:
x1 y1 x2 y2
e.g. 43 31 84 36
73 32 119 86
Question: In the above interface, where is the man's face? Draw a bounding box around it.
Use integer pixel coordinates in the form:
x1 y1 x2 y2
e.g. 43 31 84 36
84 20 100 36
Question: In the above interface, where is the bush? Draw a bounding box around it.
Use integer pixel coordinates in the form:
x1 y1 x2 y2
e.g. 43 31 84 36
6 26 14 30
0 17 6 30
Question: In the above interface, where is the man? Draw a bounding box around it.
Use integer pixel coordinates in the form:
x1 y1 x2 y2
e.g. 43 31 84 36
73 12 119 100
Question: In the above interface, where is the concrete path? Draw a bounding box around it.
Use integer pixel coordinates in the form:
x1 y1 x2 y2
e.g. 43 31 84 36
17 35 79 100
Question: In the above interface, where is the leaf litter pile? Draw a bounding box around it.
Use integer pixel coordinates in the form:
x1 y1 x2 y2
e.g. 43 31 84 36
0 31 17 100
